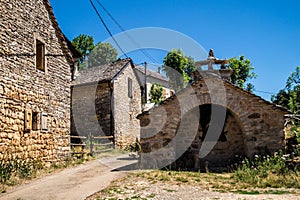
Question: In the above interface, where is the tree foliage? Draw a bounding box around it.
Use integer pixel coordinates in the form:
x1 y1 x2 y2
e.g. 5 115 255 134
71 34 95 62
149 83 163 105
227 56 257 91
71 34 118 70
163 49 196 91
88 42 118 68
272 66 300 114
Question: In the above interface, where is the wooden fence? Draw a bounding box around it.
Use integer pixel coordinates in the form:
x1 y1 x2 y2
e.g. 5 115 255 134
70 133 114 156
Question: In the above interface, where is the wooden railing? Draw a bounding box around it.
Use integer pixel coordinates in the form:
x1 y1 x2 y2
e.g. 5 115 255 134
70 133 114 156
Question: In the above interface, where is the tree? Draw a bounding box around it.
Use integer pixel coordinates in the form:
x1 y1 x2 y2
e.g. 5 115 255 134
149 83 163 105
88 42 118 67
163 49 196 91
227 56 257 91
272 66 300 114
71 34 95 62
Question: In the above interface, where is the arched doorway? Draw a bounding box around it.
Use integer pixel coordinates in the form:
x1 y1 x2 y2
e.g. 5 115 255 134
175 104 246 170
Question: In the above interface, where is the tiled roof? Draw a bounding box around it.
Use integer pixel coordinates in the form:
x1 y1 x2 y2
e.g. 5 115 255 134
72 59 131 85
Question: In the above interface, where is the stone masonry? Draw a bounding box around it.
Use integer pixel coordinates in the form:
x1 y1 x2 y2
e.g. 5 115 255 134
0 0 79 163
138 71 288 170
71 59 141 148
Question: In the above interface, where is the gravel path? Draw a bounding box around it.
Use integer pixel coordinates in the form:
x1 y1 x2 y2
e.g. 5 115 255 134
0 155 138 200
87 172 300 200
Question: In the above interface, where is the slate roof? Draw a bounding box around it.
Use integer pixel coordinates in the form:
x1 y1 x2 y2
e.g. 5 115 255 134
72 59 132 86
135 66 169 82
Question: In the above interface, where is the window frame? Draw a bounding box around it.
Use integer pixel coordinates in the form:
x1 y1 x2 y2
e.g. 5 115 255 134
128 77 133 98
34 33 47 73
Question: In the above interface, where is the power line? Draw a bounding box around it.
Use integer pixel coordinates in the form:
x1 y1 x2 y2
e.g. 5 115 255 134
89 0 128 58
94 0 158 64
253 89 275 95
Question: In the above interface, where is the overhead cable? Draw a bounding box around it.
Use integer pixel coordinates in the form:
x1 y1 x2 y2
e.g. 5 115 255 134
89 0 128 58
95 0 158 64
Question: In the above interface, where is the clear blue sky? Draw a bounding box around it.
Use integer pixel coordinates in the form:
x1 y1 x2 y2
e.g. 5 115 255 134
49 0 300 100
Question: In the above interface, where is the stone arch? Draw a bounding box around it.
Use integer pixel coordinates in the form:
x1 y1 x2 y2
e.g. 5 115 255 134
175 103 247 170
138 78 287 170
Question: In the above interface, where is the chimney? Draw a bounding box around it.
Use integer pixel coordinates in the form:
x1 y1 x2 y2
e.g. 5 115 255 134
158 67 161 74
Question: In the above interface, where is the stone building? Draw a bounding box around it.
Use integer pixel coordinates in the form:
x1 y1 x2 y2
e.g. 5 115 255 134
71 58 141 148
135 66 174 104
0 0 80 162
138 53 289 170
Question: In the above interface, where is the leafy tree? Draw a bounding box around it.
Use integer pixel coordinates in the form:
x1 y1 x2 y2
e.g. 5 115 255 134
227 56 257 91
71 34 95 62
272 66 300 114
245 83 255 93
88 42 118 68
149 83 163 105
286 66 300 90
163 49 196 91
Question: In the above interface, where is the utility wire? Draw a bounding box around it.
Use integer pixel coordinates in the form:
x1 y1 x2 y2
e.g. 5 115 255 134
253 89 275 95
89 0 128 58
95 0 158 64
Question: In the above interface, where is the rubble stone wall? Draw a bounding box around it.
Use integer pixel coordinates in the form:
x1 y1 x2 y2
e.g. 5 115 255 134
139 77 287 169
71 82 112 139
113 66 142 148
0 0 71 163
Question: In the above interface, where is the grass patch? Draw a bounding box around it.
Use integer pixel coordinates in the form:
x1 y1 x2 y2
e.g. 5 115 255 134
233 150 300 188
0 149 94 193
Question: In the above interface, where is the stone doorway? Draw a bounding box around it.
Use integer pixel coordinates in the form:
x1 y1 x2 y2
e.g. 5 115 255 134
175 104 246 170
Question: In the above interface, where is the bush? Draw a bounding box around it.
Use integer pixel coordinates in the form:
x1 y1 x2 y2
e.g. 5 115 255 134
0 157 43 184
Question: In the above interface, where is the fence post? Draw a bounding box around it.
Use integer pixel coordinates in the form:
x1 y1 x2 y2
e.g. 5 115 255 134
89 133 93 156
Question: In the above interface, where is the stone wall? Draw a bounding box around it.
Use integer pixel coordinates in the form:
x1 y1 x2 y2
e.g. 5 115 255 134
71 82 112 141
138 75 287 169
113 66 142 148
0 0 71 163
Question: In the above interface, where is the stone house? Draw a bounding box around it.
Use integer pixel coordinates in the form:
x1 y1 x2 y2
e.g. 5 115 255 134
135 66 174 104
71 58 141 148
0 0 80 162
138 55 289 170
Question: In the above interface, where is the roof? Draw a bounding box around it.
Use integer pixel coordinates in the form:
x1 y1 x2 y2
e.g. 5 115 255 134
137 75 290 117
135 66 169 82
43 0 81 63
72 58 132 86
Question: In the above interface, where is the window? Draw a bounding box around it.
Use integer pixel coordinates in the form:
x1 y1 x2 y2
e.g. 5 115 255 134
36 39 45 71
41 113 48 131
32 112 39 130
128 78 132 98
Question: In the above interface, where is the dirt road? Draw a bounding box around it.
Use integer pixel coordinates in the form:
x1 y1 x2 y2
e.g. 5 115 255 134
0 155 138 200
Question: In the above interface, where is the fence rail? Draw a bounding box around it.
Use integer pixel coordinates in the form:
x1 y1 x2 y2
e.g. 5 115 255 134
70 133 114 156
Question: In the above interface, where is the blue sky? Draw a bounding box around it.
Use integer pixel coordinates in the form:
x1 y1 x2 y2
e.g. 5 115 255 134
49 0 300 100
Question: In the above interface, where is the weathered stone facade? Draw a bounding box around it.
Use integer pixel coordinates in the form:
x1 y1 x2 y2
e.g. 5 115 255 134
71 59 141 148
138 71 288 170
0 0 79 163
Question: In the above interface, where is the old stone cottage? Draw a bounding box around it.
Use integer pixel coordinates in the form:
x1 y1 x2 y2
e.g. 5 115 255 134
138 54 288 170
0 0 80 162
71 58 141 148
